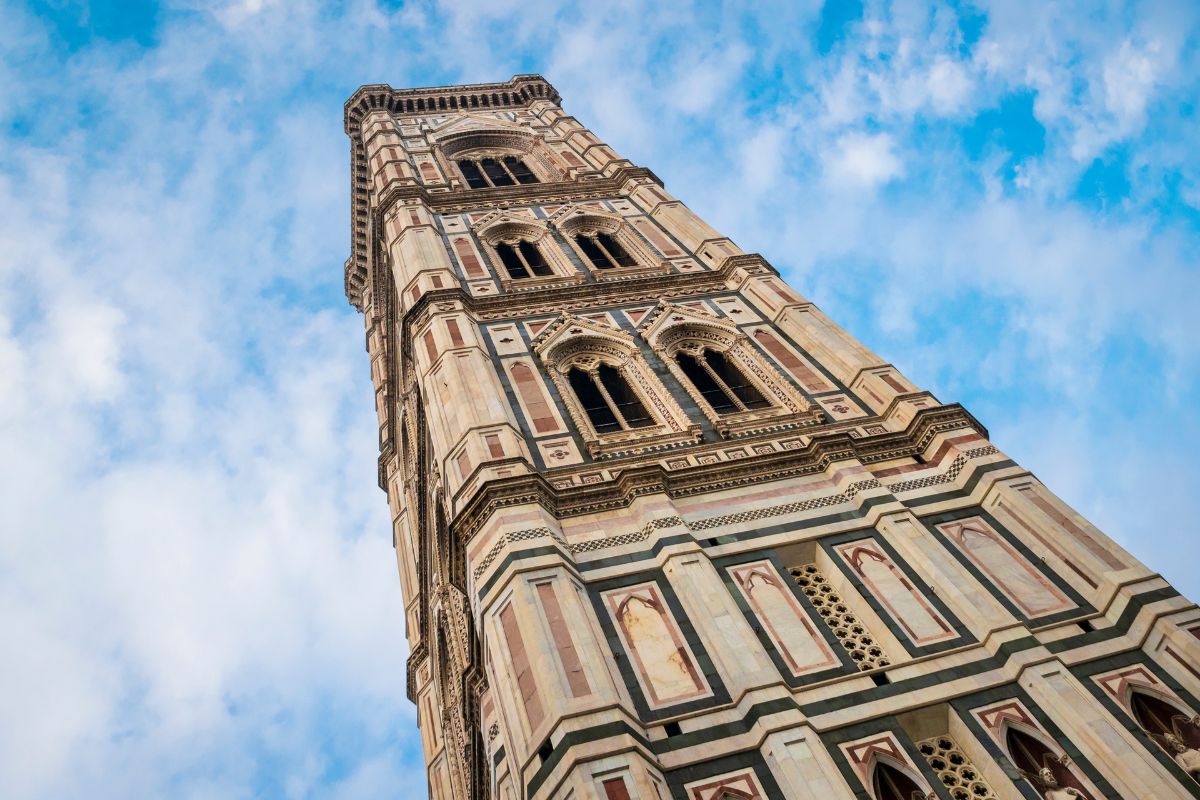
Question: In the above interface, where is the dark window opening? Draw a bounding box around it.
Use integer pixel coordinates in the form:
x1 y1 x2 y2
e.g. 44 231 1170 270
870 670 890 687
676 351 738 411
706 350 769 408
495 240 551 280
675 348 770 414
456 156 539 188
495 243 529 279
663 721 682 737
456 159 488 189
567 365 654 434
598 364 653 428
504 155 539 184
569 368 621 433
576 234 612 269
537 739 554 764
597 232 636 266
479 157 515 187
575 231 636 270
518 240 552 276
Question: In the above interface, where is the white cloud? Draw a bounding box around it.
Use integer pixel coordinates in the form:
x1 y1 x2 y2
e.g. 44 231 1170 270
926 55 973 114
824 131 904 188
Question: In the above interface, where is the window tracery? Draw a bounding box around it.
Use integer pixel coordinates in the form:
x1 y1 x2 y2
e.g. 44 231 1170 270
432 126 566 189
472 215 579 290
789 563 891 671
532 315 699 458
548 207 667 280
638 304 820 437
456 156 540 188
916 735 999 800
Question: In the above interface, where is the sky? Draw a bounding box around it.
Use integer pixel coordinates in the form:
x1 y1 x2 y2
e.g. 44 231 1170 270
1 0 1198 797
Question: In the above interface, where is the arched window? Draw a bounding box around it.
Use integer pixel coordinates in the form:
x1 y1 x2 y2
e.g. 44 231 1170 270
574 232 636 269
674 348 769 413
870 763 927 800
567 364 654 432
1005 728 1093 799
1132 691 1191 739
456 155 539 188
1128 689 1200 776
640 307 819 438
495 240 552 280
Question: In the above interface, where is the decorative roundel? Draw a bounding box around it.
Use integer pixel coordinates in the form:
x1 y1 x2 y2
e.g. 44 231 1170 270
916 736 999 800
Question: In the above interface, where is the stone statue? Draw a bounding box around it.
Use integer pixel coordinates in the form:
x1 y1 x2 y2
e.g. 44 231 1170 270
1165 733 1200 780
1036 767 1085 800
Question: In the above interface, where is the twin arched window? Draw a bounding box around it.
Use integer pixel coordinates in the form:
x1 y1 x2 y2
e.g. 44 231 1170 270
495 240 552 279
674 348 769 414
567 364 654 432
457 156 539 188
573 232 636 270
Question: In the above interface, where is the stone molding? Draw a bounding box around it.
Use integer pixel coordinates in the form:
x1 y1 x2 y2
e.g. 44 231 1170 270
450 404 987 546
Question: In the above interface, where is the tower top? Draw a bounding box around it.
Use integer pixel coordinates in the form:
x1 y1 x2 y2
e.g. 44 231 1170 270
342 74 561 134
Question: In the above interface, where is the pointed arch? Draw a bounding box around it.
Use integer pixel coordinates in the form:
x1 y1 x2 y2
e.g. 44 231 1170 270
1001 723 1094 800
1128 687 1200 749
869 760 929 800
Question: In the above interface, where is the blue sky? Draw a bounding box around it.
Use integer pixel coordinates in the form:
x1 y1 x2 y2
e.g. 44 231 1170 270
1 0 1198 797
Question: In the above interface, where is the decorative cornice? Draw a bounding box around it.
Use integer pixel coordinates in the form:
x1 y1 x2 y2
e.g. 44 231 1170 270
449 404 988 545
374 165 664 218
343 74 561 135
401 253 778 341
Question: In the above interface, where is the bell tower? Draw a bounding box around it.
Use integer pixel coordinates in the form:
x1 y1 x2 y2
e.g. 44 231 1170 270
343 76 1200 800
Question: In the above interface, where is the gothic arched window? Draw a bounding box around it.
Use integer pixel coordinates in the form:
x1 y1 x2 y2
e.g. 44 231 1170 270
456 155 539 188
870 763 927 800
495 240 552 280
535 317 700 457
1005 727 1094 799
567 364 654 432
1128 689 1200 771
674 348 769 413
639 307 820 438
574 232 636 270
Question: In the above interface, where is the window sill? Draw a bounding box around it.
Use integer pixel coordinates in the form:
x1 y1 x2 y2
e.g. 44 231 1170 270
498 273 586 293
584 424 703 460
592 261 672 283
712 407 825 439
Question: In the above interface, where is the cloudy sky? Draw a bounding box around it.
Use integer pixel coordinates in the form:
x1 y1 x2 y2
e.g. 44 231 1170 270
2 0 1198 797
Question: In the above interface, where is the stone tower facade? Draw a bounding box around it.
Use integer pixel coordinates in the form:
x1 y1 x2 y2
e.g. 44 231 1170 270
342 76 1200 800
